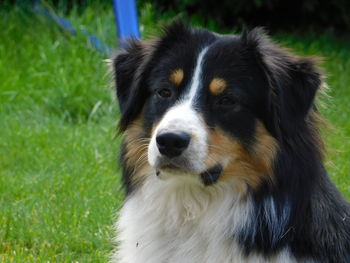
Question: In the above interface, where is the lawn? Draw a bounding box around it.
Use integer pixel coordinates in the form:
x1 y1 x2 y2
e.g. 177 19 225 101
0 3 349 262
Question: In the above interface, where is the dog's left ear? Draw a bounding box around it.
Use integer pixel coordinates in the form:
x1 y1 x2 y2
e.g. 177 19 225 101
112 39 155 131
242 28 322 138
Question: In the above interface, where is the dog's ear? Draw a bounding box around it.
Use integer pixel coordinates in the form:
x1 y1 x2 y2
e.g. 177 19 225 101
112 39 154 131
242 28 322 138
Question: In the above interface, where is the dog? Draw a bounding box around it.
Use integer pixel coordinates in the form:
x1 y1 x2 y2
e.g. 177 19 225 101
110 23 350 263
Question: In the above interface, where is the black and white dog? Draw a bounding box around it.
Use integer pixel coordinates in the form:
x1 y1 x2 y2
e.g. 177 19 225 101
110 23 350 263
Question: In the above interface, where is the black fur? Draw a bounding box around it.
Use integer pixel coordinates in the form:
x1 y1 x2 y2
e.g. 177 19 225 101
113 23 350 262
237 29 350 262
200 164 223 186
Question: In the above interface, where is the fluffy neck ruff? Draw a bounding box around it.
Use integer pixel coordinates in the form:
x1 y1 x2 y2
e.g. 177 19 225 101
141 171 250 229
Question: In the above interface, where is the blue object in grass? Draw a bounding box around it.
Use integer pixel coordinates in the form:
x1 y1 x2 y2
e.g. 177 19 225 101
112 0 141 48
34 1 111 55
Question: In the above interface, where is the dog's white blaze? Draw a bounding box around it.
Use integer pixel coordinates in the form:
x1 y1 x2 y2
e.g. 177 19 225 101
185 46 209 104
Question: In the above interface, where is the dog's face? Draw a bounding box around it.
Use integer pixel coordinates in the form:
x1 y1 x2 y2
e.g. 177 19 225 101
113 23 321 192
145 34 275 186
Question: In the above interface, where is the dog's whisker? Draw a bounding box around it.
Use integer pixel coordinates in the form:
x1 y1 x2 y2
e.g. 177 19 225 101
132 153 149 173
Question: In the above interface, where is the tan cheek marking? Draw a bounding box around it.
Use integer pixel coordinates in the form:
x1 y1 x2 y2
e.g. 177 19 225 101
123 115 155 186
252 121 279 175
209 77 227 95
205 121 278 190
169 69 184 85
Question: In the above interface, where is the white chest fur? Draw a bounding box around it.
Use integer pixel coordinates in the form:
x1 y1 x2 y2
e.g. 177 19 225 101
111 174 298 263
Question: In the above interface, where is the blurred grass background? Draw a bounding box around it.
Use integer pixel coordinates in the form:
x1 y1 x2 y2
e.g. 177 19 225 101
0 1 349 262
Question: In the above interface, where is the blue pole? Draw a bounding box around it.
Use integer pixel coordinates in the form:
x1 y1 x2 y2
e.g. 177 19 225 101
112 0 141 47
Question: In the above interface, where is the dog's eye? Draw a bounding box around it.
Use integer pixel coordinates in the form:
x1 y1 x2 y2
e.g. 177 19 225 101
157 88 172 98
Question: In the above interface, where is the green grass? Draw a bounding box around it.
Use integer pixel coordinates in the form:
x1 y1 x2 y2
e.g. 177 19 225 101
1 3 350 262
0 6 123 262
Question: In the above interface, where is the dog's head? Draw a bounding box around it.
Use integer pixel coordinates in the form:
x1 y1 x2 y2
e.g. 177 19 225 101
113 23 321 192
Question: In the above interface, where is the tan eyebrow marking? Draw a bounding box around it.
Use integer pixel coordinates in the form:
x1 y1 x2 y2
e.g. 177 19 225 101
169 69 184 85
209 77 227 95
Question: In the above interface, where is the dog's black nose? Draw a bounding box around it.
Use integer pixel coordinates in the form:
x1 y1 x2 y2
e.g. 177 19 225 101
156 132 191 158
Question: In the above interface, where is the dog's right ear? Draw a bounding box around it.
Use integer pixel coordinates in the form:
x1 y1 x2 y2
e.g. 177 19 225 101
112 39 154 131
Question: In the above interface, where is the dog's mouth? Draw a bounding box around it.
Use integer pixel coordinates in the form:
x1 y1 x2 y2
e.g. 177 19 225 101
154 156 194 173
155 162 191 178
156 163 223 186
159 163 182 171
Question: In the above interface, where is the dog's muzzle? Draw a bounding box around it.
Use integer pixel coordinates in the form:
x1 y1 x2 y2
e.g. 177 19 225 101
148 103 208 174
